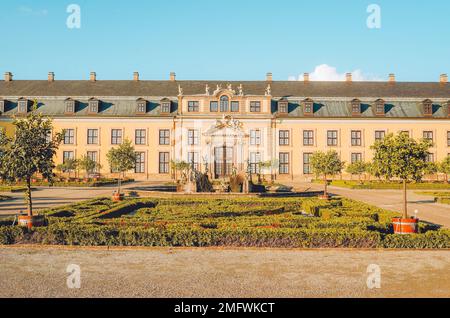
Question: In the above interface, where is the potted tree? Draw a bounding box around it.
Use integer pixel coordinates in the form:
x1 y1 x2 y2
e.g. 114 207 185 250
106 139 136 202
371 133 431 234
78 155 102 183
0 100 63 228
346 161 368 184
310 150 345 200
439 155 450 182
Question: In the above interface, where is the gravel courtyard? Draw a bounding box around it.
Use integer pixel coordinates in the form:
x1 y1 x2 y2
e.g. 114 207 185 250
0 247 448 298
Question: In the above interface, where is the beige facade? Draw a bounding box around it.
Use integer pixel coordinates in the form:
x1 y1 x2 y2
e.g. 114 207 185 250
0 72 449 181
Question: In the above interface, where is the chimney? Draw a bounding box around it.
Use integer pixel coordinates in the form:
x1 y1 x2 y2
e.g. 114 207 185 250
346 73 352 83
266 72 273 82
170 72 176 81
389 73 396 83
48 72 55 82
133 72 139 82
440 74 448 84
303 73 309 83
4 72 12 82
90 72 96 82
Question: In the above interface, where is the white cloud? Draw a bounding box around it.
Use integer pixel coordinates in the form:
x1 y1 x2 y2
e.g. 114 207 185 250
18 6 48 16
289 64 382 81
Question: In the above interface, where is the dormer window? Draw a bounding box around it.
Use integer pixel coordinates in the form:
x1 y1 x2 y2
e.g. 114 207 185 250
88 98 100 114
136 98 147 114
0 99 5 113
65 98 76 114
160 98 171 113
423 99 433 117
447 101 450 117
351 99 361 116
303 98 314 116
278 99 288 114
18 98 28 114
374 99 385 116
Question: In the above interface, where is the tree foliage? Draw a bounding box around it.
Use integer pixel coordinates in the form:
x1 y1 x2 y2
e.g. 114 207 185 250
106 139 136 193
310 150 345 179
346 161 368 180
78 155 102 178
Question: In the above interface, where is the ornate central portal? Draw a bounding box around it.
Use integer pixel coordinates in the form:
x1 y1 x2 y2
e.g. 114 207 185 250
214 146 233 178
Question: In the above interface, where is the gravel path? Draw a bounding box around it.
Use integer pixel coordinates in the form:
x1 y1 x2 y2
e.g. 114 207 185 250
0 247 448 298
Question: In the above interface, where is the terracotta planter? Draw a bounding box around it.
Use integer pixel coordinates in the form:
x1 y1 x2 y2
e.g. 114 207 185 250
318 194 331 200
18 215 46 229
112 193 125 202
392 218 419 234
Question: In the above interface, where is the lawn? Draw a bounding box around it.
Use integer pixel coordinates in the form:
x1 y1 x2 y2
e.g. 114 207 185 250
0 178 133 189
314 180 450 190
0 197 448 248
416 191 450 205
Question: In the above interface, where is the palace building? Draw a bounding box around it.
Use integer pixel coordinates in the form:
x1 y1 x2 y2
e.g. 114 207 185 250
0 71 449 181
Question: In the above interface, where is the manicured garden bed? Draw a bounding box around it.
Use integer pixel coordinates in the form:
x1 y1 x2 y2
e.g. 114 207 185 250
0 178 134 188
415 191 450 205
0 197 448 248
0 195 12 201
314 180 450 190
0 185 29 193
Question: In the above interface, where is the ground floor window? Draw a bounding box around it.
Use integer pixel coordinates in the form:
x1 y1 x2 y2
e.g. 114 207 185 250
63 151 75 173
426 153 435 163
250 152 261 174
87 151 99 173
188 152 199 170
351 153 362 163
303 153 313 175
159 152 170 174
135 152 145 173
279 152 289 174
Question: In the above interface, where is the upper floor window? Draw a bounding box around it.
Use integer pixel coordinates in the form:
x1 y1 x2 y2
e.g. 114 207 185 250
231 101 239 112
303 130 314 146
423 131 433 143
159 129 170 145
18 98 28 114
303 98 314 116
250 129 261 146
279 130 290 146
188 129 199 145
63 129 75 145
423 99 433 116
351 99 361 115
250 101 261 112
327 130 338 146
135 129 146 145
65 99 75 114
88 98 99 114
188 101 199 112
351 130 362 146
87 129 98 145
220 96 229 112
375 130 386 141
136 99 147 114
210 101 218 112
111 129 122 145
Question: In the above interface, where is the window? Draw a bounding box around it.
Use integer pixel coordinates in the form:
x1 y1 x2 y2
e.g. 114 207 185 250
87 151 99 173
63 129 75 145
375 130 386 141
136 100 146 114
87 129 98 145
135 152 145 173
279 130 290 146
351 153 362 163
423 131 433 143
327 130 338 146
18 99 28 113
279 153 289 174
0 99 5 113
210 101 218 112
231 101 239 112
400 131 410 137
88 99 99 113
135 129 146 145
65 99 75 114
303 153 313 174
161 101 171 113
188 101 199 112
303 99 314 115
375 99 385 115
423 100 433 116
188 129 199 145
303 130 314 146
250 101 261 112
447 131 450 146
188 152 199 170
278 101 288 114
220 96 229 112
111 129 122 145
351 100 361 115
250 129 261 146
351 130 362 146
159 152 170 174
249 152 261 174
63 151 74 163
159 129 170 145
426 153 435 163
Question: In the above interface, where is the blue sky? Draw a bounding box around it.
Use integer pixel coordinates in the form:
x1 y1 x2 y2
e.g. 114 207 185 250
0 0 449 81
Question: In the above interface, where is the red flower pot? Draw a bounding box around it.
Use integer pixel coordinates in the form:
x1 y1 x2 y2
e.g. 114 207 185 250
392 218 419 234
112 193 124 202
18 215 46 229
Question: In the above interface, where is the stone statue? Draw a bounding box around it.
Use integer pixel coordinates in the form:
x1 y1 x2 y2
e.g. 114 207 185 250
205 84 210 95
178 85 183 96
238 84 243 96
265 84 271 96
